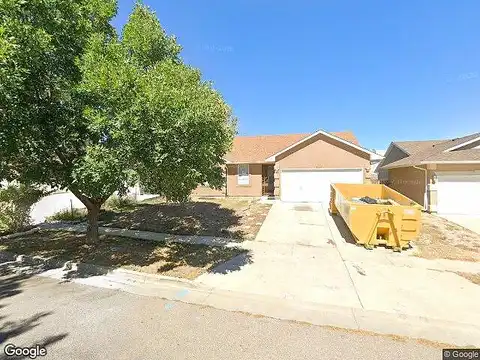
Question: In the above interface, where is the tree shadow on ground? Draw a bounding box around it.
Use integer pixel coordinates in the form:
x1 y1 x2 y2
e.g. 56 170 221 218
0 272 29 301
0 334 68 360
0 311 67 360
0 262 46 300
0 230 253 281
0 312 52 344
209 252 253 274
99 201 248 240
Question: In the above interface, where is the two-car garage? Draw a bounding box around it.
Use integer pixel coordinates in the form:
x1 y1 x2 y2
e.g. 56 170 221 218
280 168 364 202
436 173 480 215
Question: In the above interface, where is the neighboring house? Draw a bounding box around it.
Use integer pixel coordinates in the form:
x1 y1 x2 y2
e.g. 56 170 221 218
369 149 386 182
194 129 377 202
378 132 480 215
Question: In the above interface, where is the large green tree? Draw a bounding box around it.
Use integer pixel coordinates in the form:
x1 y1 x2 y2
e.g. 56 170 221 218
0 1 236 241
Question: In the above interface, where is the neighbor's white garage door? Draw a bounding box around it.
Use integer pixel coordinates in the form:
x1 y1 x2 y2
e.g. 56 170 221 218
436 173 480 215
280 169 364 202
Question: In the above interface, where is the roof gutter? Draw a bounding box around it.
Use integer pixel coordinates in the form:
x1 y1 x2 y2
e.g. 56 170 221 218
420 160 480 164
226 160 275 164
383 163 415 170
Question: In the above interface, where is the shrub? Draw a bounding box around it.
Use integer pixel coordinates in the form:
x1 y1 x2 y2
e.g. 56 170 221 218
46 207 87 222
105 195 137 211
0 184 46 234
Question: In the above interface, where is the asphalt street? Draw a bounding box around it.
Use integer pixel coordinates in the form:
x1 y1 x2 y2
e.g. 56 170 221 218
0 272 444 360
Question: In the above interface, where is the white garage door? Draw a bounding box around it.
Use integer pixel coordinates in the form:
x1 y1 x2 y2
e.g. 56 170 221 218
280 169 364 202
437 173 480 215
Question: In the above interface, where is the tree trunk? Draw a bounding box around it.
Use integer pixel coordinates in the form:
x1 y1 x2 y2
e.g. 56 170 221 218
86 204 101 242
68 188 107 243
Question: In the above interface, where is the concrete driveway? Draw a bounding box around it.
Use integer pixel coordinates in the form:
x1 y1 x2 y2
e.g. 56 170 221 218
197 201 480 328
254 202 335 246
197 202 361 308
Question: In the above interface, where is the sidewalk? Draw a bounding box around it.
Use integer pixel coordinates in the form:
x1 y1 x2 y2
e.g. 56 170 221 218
31 263 479 347
39 222 237 247
23 220 480 346
39 221 480 274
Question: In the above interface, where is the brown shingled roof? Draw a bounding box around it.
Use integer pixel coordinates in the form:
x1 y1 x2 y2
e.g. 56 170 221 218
393 140 445 155
226 131 359 163
383 132 480 168
426 149 480 162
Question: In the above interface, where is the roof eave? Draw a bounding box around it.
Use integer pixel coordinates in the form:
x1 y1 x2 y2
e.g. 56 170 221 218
382 163 418 170
391 142 412 156
376 143 411 171
264 129 376 162
225 160 275 164
443 135 480 152
420 160 480 164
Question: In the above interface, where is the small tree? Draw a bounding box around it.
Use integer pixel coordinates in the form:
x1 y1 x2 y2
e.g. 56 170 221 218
0 1 236 241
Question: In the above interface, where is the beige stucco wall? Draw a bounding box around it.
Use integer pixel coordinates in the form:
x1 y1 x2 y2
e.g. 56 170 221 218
276 134 370 170
226 164 263 197
377 145 409 181
387 164 480 208
273 134 370 197
387 167 429 206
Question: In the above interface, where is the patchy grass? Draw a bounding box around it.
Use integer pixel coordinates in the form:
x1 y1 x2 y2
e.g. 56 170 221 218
0 230 249 279
104 195 138 211
46 208 87 222
412 213 480 262
98 197 271 241
456 272 480 285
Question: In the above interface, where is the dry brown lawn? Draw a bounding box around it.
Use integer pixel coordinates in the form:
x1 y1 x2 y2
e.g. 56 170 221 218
0 230 248 279
456 272 480 285
412 213 480 262
99 197 271 241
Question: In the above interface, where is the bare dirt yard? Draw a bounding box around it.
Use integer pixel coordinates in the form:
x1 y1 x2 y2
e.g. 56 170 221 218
99 197 272 241
0 230 248 279
413 212 480 262
456 272 480 285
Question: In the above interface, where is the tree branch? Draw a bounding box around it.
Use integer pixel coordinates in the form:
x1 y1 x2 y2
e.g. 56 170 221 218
69 186 94 209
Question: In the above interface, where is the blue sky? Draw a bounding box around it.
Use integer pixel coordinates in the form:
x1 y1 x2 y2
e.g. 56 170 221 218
114 0 480 150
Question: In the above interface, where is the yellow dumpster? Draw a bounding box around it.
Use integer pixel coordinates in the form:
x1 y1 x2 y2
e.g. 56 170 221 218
329 183 422 251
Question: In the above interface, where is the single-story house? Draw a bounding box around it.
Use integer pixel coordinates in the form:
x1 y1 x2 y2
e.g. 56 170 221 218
378 132 480 215
194 129 378 202
369 149 386 176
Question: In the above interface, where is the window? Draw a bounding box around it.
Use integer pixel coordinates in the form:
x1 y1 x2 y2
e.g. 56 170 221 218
237 164 249 185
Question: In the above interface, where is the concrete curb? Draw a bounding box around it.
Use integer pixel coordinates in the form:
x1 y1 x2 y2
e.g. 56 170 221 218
0 250 202 289
59 269 480 347
3 251 474 347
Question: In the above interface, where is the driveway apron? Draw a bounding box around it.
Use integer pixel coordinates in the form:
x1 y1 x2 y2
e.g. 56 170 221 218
196 202 362 309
